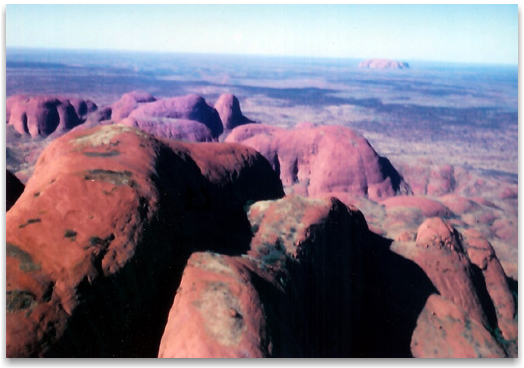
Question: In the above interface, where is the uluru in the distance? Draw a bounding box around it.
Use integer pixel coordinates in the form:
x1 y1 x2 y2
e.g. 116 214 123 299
6 4 517 359
358 58 410 69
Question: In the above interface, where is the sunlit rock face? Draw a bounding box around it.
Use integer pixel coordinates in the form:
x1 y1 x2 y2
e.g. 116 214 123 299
7 95 97 137
226 124 411 201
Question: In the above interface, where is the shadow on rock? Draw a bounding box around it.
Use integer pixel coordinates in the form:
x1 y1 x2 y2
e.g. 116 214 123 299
347 232 438 357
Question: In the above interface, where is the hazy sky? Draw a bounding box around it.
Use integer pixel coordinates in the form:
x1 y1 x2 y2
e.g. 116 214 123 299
6 5 518 65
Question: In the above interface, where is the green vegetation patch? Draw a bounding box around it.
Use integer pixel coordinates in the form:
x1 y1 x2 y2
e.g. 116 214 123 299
84 169 138 188
64 229 77 241
88 233 115 249
19 218 41 228
7 243 41 273
6 290 37 312
260 241 287 267
83 150 121 157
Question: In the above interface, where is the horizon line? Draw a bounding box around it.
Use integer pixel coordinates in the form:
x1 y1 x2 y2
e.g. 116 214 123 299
6 45 519 68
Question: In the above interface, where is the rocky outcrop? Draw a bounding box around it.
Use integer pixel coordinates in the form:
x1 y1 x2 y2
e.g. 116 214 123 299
118 118 214 142
380 196 453 218
214 93 254 131
5 92 517 359
226 124 411 201
395 218 516 358
85 91 156 124
437 194 482 215
108 91 157 121
394 161 518 279
159 195 370 358
67 98 98 120
358 59 410 69
461 229 518 355
413 218 489 326
6 170 24 211
158 253 271 358
411 295 507 358
128 94 223 138
7 95 97 137
6 125 283 357
7 95 28 122
396 163 457 197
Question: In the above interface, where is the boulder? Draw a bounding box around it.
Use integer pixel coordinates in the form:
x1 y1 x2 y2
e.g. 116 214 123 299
6 95 28 123
109 91 157 121
411 295 507 358
226 124 411 201
159 195 370 358
414 218 488 326
119 117 214 142
7 96 97 137
6 125 283 357
462 229 517 353
158 253 272 358
437 194 481 215
400 218 512 358
129 94 223 138
380 196 454 218
214 93 254 131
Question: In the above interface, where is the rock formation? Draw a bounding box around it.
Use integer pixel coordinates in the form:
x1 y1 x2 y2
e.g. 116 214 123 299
7 95 97 137
358 59 410 69
380 196 454 218
6 125 283 357
389 218 517 358
159 195 370 358
128 94 223 138
119 117 214 142
461 229 518 356
79 92 224 142
107 91 157 121
7 94 28 122
214 93 254 131
5 93 517 359
411 295 507 358
226 124 411 201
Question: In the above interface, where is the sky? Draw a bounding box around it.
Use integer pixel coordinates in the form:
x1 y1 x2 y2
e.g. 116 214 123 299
5 4 518 65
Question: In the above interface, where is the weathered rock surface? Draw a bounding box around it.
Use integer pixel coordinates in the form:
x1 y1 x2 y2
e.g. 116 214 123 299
397 163 457 197
158 253 272 358
78 116 215 143
392 218 516 358
7 95 29 122
411 295 507 358
129 94 223 138
437 194 482 215
7 170 25 211
395 161 518 279
5 92 517 358
413 218 489 326
358 59 410 69
7 95 97 137
108 91 157 121
119 117 214 142
214 93 254 131
160 195 474 358
226 124 411 201
380 196 453 218
461 229 518 355
6 125 283 357
159 195 371 357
